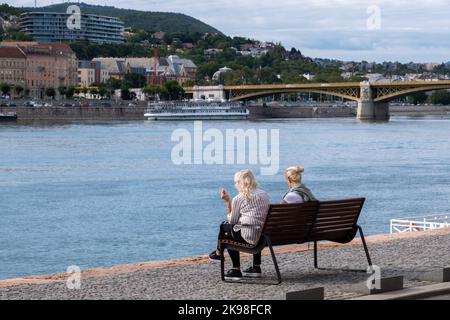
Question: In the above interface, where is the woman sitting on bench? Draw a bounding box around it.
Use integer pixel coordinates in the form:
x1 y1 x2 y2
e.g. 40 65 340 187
209 169 270 281
281 166 317 204
243 166 317 278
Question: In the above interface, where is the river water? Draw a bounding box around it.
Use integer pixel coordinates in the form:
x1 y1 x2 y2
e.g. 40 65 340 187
1 116 450 279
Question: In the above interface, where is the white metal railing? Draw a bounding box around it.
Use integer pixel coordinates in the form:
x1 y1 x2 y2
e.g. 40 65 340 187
390 214 450 234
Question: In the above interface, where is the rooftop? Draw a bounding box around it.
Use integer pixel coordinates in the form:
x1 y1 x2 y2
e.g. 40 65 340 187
0 42 74 55
0 46 26 59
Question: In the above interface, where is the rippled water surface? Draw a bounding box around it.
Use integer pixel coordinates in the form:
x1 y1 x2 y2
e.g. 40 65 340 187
1 117 449 279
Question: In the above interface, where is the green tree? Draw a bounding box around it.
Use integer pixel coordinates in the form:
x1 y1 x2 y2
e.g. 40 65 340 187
163 81 184 100
8 31 33 41
427 90 450 105
1 83 11 96
90 88 99 97
406 92 428 105
124 73 146 88
13 84 24 98
105 78 122 90
45 88 56 99
121 87 131 100
197 61 220 82
182 79 196 87
58 86 67 99
143 84 165 100
98 86 107 99
66 86 75 99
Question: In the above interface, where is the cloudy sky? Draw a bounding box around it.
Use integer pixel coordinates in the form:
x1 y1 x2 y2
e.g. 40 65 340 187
7 0 450 63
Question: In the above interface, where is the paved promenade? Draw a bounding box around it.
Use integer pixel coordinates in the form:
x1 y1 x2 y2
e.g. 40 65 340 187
1 228 449 300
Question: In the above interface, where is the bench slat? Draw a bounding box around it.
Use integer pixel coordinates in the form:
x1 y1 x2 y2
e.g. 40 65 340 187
316 212 361 219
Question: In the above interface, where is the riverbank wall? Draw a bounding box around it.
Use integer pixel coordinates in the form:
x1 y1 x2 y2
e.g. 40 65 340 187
1 104 450 121
0 106 148 121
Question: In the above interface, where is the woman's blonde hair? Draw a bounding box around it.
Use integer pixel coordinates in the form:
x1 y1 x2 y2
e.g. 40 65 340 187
285 166 304 184
234 169 258 201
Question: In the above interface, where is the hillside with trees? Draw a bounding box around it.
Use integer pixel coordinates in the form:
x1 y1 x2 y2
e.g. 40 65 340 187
21 2 222 34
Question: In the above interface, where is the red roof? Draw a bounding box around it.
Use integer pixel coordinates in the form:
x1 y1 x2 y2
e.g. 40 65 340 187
0 46 26 59
0 42 74 55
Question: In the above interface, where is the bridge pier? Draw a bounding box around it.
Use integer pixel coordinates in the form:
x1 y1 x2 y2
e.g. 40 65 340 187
357 81 389 121
357 101 389 121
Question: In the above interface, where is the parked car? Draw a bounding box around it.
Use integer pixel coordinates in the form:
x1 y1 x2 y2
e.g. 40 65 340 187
32 102 43 107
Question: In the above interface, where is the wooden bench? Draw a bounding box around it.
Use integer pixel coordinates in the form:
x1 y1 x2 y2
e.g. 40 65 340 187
219 198 372 284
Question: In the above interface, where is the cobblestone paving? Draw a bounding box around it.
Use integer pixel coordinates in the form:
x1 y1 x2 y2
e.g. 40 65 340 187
1 231 449 300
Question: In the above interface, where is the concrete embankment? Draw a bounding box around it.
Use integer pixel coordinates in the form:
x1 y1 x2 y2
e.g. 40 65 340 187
1 228 449 300
1 104 449 122
248 104 450 119
390 105 450 116
0 106 148 121
248 105 356 119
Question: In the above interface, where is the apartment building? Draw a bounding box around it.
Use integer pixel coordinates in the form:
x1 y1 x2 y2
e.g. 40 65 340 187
0 46 26 89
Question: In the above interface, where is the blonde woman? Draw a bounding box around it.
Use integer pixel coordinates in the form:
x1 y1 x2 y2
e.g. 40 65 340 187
245 166 317 277
281 166 316 204
209 169 270 281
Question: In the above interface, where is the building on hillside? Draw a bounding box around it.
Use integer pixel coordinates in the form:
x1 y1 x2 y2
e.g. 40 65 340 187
302 73 315 81
166 55 197 84
212 66 232 83
0 46 27 90
19 12 125 44
78 60 109 87
182 43 194 50
124 58 153 76
0 41 78 98
91 55 197 85
152 31 166 40
1 41 78 98
204 48 223 58
91 57 124 79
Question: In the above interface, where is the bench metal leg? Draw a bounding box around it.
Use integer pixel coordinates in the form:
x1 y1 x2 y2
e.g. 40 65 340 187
358 225 373 267
314 227 372 273
266 237 282 284
220 245 225 281
314 241 318 269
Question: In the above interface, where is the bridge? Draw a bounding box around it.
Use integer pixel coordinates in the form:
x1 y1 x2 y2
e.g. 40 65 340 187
184 81 450 120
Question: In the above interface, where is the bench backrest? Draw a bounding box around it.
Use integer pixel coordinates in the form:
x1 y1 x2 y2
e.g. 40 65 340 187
262 201 319 246
308 198 365 244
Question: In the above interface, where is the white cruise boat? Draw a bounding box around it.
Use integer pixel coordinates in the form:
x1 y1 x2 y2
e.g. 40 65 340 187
144 101 249 120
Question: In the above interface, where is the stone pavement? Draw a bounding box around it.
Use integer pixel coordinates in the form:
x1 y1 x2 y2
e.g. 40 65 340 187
1 228 449 300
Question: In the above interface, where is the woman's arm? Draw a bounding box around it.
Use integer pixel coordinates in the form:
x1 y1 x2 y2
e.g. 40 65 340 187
228 197 241 225
221 189 232 214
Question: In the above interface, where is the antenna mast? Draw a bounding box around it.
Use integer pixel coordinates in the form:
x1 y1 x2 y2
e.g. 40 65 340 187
153 48 159 84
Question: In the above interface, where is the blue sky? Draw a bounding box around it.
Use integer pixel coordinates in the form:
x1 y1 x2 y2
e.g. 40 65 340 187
6 0 450 63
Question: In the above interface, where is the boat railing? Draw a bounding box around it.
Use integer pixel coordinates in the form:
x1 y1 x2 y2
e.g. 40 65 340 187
147 101 243 108
390 214 450 234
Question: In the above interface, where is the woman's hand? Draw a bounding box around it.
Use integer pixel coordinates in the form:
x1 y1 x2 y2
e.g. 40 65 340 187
220 189 232 214
220 189 230 201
